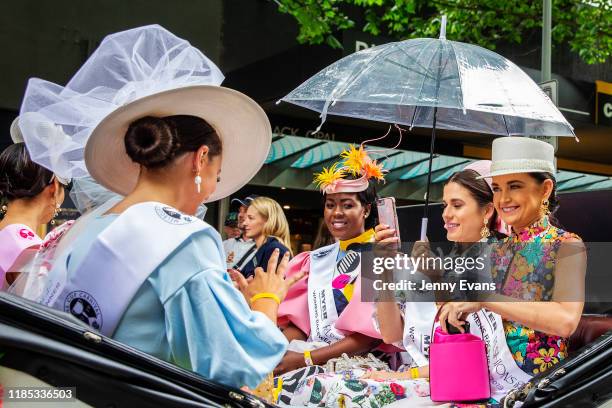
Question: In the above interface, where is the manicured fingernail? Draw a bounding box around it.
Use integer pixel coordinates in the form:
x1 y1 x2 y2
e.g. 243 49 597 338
274 248 279 253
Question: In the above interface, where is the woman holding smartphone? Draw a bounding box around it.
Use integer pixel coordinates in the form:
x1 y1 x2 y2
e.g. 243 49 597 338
274 146 396 405
371 161 500 378
375 139 585 404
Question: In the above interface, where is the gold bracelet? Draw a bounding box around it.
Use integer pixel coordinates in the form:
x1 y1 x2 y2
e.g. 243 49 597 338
250 292 281 305
410 367 420 379
304 350 314 366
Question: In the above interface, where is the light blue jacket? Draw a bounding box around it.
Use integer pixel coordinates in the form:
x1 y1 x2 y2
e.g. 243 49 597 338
67 214 287 388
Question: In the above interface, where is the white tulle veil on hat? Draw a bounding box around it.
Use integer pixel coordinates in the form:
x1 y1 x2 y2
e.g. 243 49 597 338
19 24 271 203
19 24 224 185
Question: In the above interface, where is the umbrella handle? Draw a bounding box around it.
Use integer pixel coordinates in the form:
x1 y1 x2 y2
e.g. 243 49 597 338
420 218 428 241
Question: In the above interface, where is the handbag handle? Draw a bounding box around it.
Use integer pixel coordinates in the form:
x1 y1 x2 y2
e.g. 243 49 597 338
430 303 445 344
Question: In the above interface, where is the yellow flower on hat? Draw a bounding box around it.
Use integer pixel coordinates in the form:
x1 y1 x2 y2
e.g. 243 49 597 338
314 162 346 190
341 145 369 175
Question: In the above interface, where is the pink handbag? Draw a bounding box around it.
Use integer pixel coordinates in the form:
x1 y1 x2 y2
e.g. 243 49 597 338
429 325 491 402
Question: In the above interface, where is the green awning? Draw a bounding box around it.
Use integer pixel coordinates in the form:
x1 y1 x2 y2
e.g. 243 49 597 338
252 134 612 201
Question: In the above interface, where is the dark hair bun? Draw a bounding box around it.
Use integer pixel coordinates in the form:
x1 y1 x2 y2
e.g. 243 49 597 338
0 143 54 201
124 116 176 168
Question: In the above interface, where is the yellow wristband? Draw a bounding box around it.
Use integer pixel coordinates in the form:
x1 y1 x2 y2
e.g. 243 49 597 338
304 350 314 366
410 367 420 379
250 292 281 305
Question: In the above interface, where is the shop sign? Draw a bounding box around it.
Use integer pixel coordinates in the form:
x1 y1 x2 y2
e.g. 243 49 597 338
273 125 336 141
596 80 612 127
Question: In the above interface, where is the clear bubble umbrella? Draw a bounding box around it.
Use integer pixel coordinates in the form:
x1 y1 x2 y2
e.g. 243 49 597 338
279 16 575 239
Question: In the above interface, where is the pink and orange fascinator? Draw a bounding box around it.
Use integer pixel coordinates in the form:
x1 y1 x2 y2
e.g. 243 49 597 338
314 145 386 194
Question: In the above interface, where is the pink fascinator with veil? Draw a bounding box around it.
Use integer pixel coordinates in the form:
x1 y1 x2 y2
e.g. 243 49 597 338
464 160 493 190
463 160 510 236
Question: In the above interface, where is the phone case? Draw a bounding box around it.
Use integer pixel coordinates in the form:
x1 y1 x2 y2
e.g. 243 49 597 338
376 197 401 243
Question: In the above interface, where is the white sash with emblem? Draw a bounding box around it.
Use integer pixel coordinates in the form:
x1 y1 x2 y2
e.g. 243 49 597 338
306 243 360 344
43 202 210 336
468 310 533 401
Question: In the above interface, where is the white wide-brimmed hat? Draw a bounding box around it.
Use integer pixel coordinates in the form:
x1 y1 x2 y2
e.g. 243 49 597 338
85 85 271 201
479 137 555 178
19 24 271 203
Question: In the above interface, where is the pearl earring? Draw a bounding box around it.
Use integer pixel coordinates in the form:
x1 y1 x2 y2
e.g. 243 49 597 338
195 173 202 193
51 203 61 226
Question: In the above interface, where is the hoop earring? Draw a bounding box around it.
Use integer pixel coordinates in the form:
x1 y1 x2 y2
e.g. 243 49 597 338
194 173 202 194
0 204 7 216
480 217 490 239
541 199 550 216
51 203 61 226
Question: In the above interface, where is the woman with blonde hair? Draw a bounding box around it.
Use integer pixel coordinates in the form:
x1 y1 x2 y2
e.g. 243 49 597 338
239 196 292 278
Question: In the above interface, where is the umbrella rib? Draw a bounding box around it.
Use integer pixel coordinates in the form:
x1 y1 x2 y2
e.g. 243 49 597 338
330 44 400 103
395 44 439 75
476 47 519 125
384 59 437 81
394 41 439 128
502 114 511 136
315 43 400 129
447 41 466 114
414 40 442 109
385 45 439 80
407 40 441 129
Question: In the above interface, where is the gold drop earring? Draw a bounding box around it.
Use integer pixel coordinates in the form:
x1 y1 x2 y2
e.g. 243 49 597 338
540 199 550 216
480 218 490 239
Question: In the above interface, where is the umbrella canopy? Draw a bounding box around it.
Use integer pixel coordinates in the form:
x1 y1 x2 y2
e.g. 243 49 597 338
280 21 575 240
280 38 574 138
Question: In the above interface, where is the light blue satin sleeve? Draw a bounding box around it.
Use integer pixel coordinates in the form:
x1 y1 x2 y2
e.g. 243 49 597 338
108 223 287 388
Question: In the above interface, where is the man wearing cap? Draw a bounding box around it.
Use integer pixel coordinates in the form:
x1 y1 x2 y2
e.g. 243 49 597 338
222 195 258 270
222 212 241 240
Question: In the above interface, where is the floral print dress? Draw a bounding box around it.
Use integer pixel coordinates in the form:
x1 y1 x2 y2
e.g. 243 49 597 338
490 216 580 376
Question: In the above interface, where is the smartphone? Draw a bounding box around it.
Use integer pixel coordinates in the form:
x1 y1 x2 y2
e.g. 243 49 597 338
447 321 471 334
376 197 401 248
